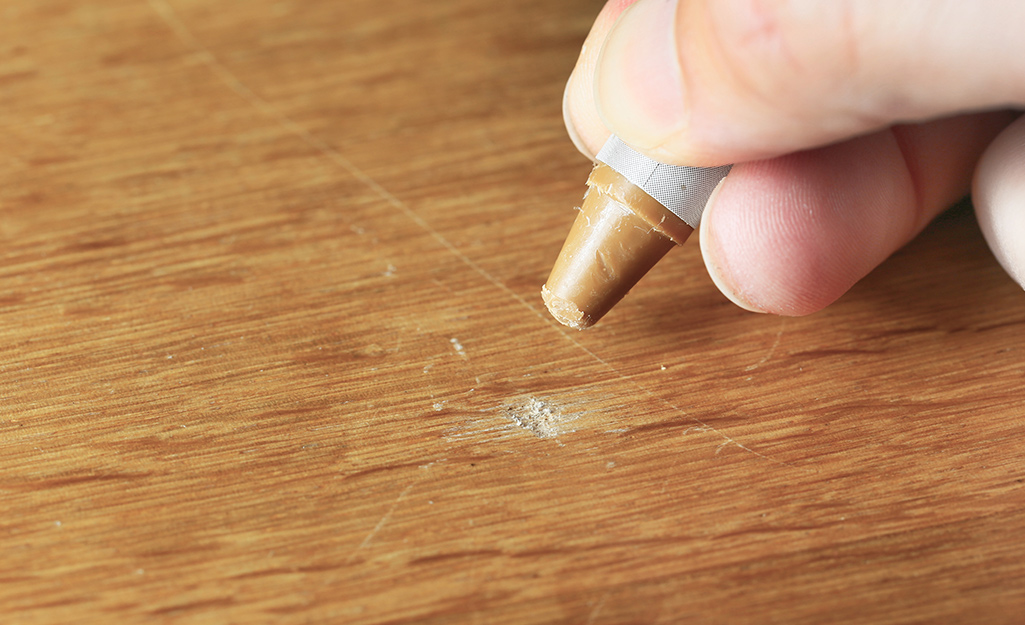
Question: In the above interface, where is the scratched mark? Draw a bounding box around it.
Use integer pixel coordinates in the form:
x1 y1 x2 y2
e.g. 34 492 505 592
586 592 609 625
450 338 466 358
746 318 787 371
346 483 414 564
504 397 568 439
346 462 436 564
440 396 576 443
442 417 514 443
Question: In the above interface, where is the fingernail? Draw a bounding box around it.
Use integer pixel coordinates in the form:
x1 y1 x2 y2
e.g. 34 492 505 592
699 178 768 314
594 0 686 152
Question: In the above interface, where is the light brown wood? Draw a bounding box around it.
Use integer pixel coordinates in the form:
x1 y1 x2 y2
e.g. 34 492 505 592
2 1 1024 622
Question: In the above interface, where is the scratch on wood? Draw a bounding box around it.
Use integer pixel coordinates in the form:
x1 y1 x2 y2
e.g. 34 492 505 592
554 327 799 467
346 483 414 564
345 462 436 564
504 397 564 439
586 592 609 625
144 0 558 329
450 338 467 358
746 318 786 371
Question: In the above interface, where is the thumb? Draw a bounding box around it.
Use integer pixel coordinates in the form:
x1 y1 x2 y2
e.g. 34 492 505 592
581 0 1025 166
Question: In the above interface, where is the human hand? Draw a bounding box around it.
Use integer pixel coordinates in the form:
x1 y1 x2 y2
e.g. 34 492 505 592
564 0 1025 314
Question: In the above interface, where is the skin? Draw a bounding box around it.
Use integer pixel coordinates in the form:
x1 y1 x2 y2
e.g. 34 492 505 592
564 0 1025 314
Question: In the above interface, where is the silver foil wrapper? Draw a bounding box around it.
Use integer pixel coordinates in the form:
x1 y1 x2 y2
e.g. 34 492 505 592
596 135 731 228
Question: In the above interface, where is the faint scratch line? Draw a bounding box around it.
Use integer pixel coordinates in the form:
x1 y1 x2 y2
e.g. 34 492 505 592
347 482 416 564
145 0 796 470
586 592 609 625
346 462 436 563
556 328 797 469
145 0 555 328
746 318 786 371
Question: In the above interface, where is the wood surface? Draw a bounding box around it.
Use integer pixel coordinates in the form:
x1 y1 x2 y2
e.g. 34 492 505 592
2 0 1024 623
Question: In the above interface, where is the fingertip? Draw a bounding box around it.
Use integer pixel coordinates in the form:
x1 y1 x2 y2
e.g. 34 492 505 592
974 114 1025 289
562 77 595 160
699 133 919 317
563 66 606 160
594 0 687 154
563 0 642 161
699 178 769 314
591 0 1025 168
698 163 847 317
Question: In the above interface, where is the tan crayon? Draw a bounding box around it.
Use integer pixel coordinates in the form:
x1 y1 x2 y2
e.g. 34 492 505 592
542 136 731 329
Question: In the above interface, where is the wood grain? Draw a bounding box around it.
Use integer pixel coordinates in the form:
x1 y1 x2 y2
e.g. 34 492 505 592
1 1 1024 623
